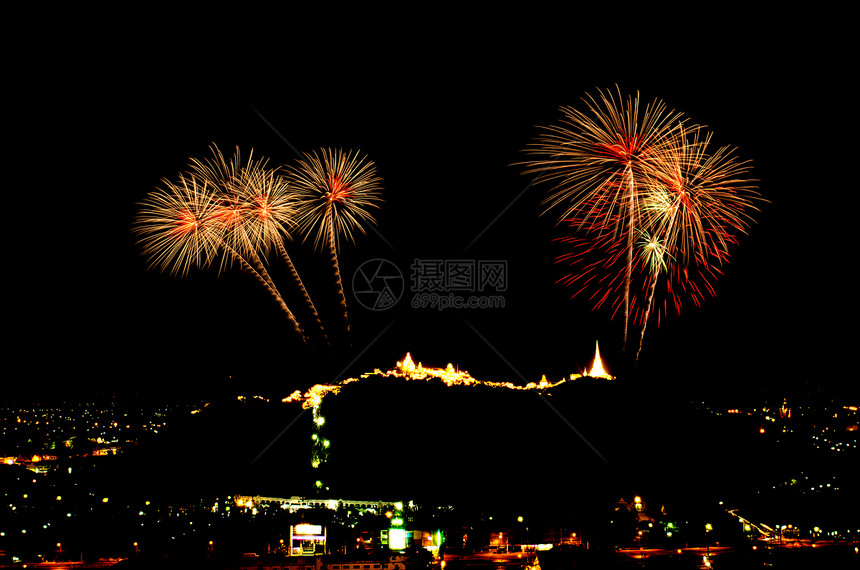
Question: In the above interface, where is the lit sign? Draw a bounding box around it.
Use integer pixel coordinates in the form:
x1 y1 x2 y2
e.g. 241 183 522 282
389 528 406 550
294 524 323 536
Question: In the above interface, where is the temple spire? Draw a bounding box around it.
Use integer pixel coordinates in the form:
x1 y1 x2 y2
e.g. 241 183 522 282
586 340 614 380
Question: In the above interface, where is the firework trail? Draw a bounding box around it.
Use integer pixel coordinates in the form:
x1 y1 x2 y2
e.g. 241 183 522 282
633 125 760 361
520 87 686 351
543 110 762 362
240 158 328 344
286 148 383 345
136 146 314 344
188 145 308 343
134 172 301 327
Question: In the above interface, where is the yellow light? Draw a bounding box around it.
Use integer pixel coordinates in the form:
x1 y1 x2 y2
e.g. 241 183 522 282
584 341 614 379
634 496 642 503
295 524 323 535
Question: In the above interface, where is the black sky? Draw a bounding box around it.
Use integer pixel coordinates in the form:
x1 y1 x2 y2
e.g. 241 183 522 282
9 19 856 401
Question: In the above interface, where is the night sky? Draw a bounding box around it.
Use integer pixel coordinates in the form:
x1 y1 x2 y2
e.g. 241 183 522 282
10 21 856 402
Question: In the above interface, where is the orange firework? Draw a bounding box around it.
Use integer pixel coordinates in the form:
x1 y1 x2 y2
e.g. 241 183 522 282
287 149 383 250
240 156 328 344
520 87 687 349
632 124 760 360
189 144 309 343
522 88 763 361
137 144 311 344
286 148 384 342
134 174 222 277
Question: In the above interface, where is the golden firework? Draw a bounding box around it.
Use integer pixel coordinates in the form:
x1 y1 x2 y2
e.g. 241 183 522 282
134 174 221 277
286 148 383 342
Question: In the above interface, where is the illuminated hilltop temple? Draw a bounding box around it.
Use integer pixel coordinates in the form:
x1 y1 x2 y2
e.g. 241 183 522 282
583 340 614 381
283 341 614 410
280 343 613 491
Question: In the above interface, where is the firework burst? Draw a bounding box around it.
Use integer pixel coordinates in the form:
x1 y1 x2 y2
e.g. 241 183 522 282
134 174 222 278
632 125 760 360
286 148 384 343
524 89 763 363
520 87 687 349
240 157 329 344
137 145 312 344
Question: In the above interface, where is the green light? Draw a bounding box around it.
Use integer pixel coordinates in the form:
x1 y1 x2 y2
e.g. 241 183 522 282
315 480 323 488
391 517 404 527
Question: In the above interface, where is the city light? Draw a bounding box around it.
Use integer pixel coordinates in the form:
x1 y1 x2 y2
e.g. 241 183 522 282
389 528 406 550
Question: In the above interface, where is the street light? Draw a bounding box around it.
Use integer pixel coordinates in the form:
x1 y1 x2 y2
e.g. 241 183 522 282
705 523 713 556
